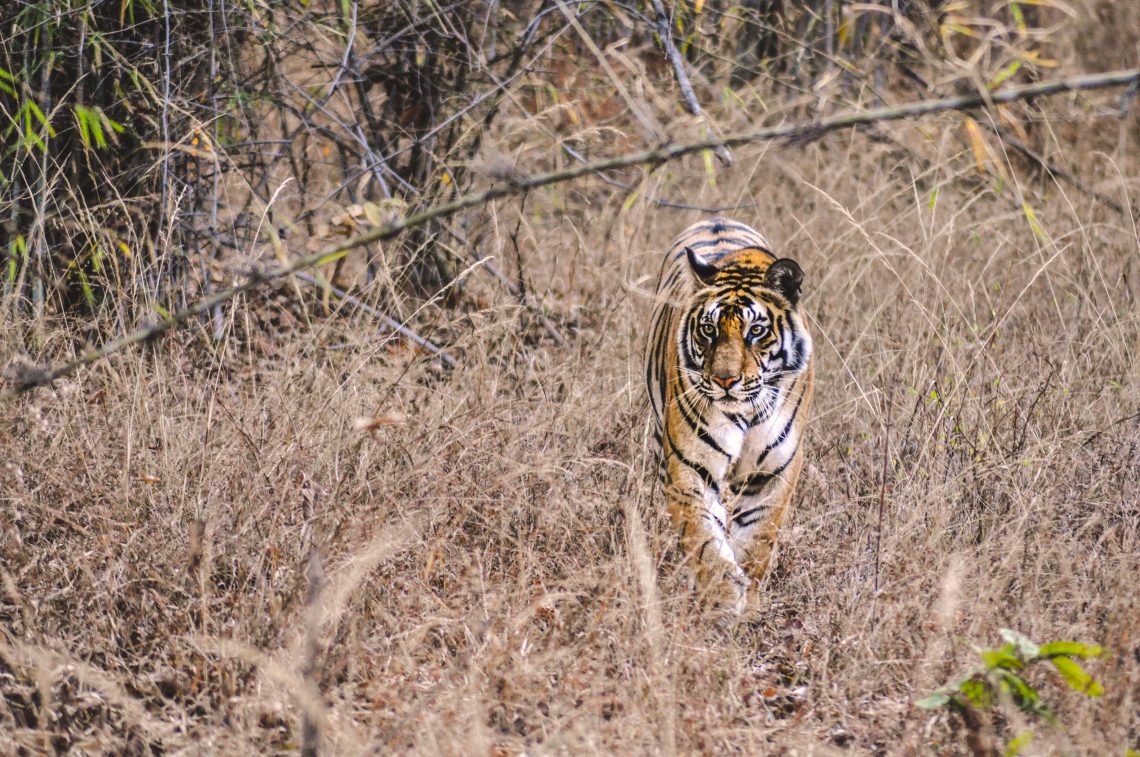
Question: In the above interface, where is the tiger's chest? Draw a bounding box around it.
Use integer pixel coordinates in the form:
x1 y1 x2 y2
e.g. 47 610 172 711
682 404 797 500
701 411 747 463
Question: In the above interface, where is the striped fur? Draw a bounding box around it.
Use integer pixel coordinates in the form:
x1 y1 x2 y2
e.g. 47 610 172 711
645 217 813 612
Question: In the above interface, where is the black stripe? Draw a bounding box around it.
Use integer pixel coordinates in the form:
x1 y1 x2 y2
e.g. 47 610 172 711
685 236 757 251
704 219 760 236
670 238 763 262
733 506 768 528
754 377 805 468
663 266 684 290
787 327 807 371
724 411 752 432
713 271 766 287
664 427 720 494
730 452 796 498
680 316 701 369
731 503 768 527
777 313 789 347
675 389 730 458
702 510 727 532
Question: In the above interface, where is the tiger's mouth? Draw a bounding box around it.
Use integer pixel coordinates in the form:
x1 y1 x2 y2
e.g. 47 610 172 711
697 376 767 404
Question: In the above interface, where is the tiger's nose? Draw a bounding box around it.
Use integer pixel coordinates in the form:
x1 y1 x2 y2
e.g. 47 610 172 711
711 374 740 390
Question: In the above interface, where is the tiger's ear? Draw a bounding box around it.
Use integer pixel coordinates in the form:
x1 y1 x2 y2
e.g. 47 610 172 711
764 258 804 305
686 247 719 287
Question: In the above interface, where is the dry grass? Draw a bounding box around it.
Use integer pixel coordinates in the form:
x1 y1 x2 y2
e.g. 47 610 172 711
3 11 1140 757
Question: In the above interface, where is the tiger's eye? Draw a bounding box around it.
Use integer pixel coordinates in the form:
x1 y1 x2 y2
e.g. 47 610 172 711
749 322 769 338
699 323 716 339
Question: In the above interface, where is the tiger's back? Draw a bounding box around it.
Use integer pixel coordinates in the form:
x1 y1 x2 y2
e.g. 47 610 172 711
645 217 813 612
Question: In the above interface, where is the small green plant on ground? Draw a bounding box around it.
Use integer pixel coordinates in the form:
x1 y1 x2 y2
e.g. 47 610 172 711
918 629 1105 755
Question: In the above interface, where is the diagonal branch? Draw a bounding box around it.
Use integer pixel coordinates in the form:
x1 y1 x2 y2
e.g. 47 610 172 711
3 67 1137 401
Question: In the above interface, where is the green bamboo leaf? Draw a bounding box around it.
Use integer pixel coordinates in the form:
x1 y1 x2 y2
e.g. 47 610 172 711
77 270 96 308
25 127 46 153
996 670 1037 704
1038 641 1103 659
25 99 56 136
7 234 24 283
1009 2 1027 33
982 645 1025 672
313 250 348 268
960 678 995 708
1050 657 1104 697
988 59 1022 90
103 112 125 134
0 68 15 97
996 670 1050 719
90 116 106 148
1020 203 1046 240
75 106 92 148
621 190 641 213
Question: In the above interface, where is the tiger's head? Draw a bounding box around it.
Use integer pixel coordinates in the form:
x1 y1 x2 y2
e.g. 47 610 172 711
679 247 812 410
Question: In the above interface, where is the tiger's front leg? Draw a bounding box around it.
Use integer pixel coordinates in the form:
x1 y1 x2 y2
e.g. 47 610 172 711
664 463 748 613
727 449 805 583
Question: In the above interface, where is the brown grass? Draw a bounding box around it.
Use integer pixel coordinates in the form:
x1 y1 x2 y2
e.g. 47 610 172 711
3 8 1139 757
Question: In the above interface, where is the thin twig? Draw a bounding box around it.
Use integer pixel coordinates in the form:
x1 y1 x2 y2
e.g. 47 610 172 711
873 387 894 605
556 0 663 141
301 552 326 757
292 272 457 368
1082 409 1140 447
439 226 568 347
894 63 1128 216
2 67 1136 400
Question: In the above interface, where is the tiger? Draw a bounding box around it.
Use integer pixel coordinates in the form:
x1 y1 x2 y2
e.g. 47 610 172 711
645 217 813 613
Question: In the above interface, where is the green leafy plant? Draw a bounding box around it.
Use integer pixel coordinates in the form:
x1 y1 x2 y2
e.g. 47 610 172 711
919 629 1105 754
73 105 124 150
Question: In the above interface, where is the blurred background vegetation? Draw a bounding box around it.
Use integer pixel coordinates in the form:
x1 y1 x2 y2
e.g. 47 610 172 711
3 0 1125 360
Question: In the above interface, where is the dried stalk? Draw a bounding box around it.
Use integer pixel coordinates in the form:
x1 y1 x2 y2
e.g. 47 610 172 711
301 552 326 757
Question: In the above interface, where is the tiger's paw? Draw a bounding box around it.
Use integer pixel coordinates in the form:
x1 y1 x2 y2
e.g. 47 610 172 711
696 568 749 616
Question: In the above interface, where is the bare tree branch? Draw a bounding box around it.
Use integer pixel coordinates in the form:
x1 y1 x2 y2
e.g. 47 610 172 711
648 0 733 166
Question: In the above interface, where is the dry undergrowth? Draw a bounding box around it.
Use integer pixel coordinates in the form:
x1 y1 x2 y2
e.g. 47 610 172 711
2 8 1139 757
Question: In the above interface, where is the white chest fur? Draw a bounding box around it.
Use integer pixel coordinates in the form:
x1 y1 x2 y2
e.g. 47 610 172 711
738 396 798 473
704 410 746 462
